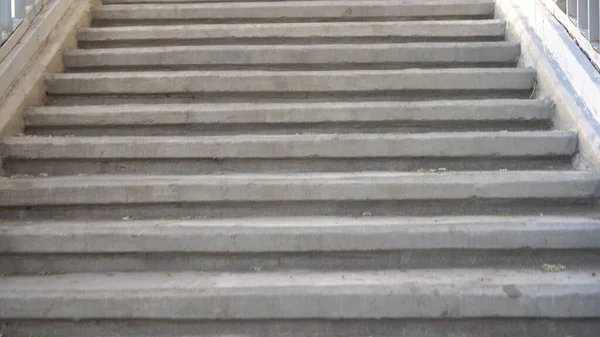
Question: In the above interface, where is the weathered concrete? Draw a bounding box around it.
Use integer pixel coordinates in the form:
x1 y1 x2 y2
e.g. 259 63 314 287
2 0 600 332
4 248 600 275
91 1 494 23
24 99 553 127
2 216 599 253
77 20 507 47
495 0 600 169
1 131 576 159
1 171 598 207
0 0 76 101
0 269 599 319
44 68 535 95
0 0 96 138
63 42 521 70
3 319 599 337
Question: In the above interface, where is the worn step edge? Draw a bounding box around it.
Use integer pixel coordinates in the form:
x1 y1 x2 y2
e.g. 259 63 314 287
1 171 598 206
63 42 520 68
91 1 494 21
0 269 598 319
24 100 553 127
44 68 535 95
1 131 576 159
77 20 506 42
1 216 599 253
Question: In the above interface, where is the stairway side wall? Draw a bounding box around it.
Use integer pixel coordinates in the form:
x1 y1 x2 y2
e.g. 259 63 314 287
0 0 98 140
496 0 600 170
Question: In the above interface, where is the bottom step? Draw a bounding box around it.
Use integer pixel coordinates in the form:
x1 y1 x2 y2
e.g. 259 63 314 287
1 269 599 319
2 318 599 337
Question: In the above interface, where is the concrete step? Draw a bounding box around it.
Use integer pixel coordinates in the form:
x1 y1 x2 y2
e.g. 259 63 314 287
91 1 495 26
77 20 506 48
1 216 599 274
24 100 554 136
63 42 521 71
45 69 535 101
3 319 599 337
0 171 598 219
1 132 576 175
0 269 598 321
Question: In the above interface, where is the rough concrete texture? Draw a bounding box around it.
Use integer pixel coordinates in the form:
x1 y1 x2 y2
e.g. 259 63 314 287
91 1 494 22
1 171 598 206
2 0 600 332
0 269 599 319
0 0 94 137
1 131 576 159
495 0 600 169
63 42 520 68
44 68 535 94
1 216 599 253
24 99 553 126
3 319 600 337
76 20 506 45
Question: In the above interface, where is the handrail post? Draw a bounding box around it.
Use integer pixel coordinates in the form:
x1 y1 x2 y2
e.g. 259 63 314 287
568 0 578 19
15 0 27 19
0 0 13 32
588 0 599 42
578 0 589 31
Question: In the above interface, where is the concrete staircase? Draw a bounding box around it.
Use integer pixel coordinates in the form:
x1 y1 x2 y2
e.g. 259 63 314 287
1 0 600 336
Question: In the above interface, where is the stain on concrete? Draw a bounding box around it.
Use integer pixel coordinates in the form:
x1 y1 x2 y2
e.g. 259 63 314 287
503 284 522 299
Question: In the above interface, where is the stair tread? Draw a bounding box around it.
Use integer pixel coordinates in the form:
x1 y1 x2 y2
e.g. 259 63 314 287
1 268 598 319
2 131 576 159
24 99 553 126
1 216 599 253
77 19 506 41
1 171 598 206
91 0 494 21
44 68 535 95
63 41 521 68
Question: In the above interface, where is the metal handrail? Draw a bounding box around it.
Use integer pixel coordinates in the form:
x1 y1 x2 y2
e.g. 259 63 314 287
1 0 46 45
566 0 599 47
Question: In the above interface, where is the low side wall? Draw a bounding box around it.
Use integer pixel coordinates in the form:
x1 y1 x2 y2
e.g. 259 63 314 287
0 0 97 138
495 0 600 169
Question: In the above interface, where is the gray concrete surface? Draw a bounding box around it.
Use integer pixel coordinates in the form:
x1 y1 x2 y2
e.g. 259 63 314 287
2 216 599 253
76 20 506 47
91 1 494 23
1 131 576 159
2 0 600 332
1 171 598 206
4 248 600 274
23 99 552 125
0 269 599 319
63 42 520 69
44 68 535 94
3 318 599 337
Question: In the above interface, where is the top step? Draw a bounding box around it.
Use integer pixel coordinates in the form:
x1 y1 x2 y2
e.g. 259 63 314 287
93 1 495 26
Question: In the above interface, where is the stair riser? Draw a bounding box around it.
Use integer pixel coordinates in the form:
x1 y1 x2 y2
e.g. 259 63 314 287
77 19 506 43
2 249 599 275
46 90 532 106
45 70 535 95
77 20 506 48
79 35 506 48
24 120 553 136
23 100 554 134
2 158 572 175
2 319 599 337
63 43 521 69
1 199 596 220
66 62 518 72
91 3 494 26
94 15 495 27
1 132 576 160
